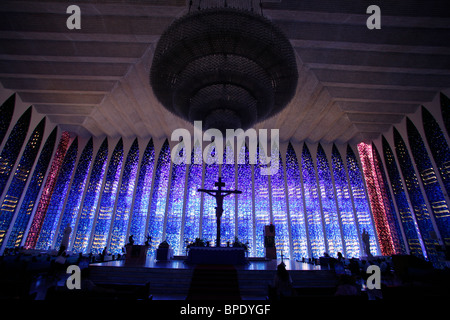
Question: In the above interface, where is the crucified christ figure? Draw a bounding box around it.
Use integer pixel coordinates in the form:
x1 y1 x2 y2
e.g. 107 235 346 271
198 177 242 247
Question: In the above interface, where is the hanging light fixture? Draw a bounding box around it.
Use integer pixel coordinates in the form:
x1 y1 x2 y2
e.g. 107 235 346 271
150 0 298 133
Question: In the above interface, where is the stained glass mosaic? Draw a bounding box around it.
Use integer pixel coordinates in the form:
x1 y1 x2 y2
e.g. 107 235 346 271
109 139 139 254
317 144 343 257
54 138 93 250
0 118 45 247
90 139 124 254
35 138 78 250
72 138 108 253
5 127 57 249
394 128 440 263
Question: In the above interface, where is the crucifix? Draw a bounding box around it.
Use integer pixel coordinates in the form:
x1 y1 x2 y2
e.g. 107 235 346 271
198 177 242 247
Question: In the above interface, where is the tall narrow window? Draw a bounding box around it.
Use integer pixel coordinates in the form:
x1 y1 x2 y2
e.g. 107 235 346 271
0 118 45 247
285 143 308 260
0 107 32 196
317 144 343 257
54 138 93 250
0 94 15 146
302 144 325 258
25 131 70 249
422 106 450 197
109 139 139 254
441 93 450 136
6 127 57 249
358 142 395 256
394 128 439 263
270 151 290 258
90 139 124 254
347 145 378 256
331 145 359 258
237 144 254 255
129 139 155 244
183 142 203 247
72 138 108 253
407 118 450 247
220 141 236 246
201 144 219 245
254 145 270 257
147 140 171 253
372 143 406 255
382 136 423 257
164 142 187 255
35 138 78 250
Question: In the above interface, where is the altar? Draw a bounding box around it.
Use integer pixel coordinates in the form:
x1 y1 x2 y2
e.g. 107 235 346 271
186 247 248 265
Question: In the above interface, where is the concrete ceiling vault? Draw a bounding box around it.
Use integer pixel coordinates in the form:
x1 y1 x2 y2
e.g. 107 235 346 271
0 0 449 144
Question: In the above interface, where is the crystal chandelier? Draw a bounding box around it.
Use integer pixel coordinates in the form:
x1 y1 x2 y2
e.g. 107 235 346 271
150 0 298 132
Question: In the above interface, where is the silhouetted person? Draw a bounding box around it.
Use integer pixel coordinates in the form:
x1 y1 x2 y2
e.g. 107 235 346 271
273 263 294 298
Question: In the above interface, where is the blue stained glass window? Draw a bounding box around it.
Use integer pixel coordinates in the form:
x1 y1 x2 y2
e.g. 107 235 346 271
72 138 108 253
54 138 93 250
165 143 187 255
372 143 406 255
109 139 139 254
382 136 423 257
183 143 203 246
237 144 254 255
0 94 15 146
394 128 440 263
90 139 124 254
201 144 219 245
0 118 45 247
0 107 32 196
35 137 78 250
129 139 155 244
254 145 270 257
441 93 450 136
147 140 171 254
406 119 450 246
5 127 57 249
220 142 236 246
270 151 290 258
317 144 343 257
302 144 325 258
422 106 450 198
285 143 308 260
331 145 359 258
347 145 378 256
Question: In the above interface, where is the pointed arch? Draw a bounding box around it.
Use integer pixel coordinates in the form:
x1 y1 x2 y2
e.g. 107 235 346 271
317 144 343 257
407 118 450 247
147 139 171 253
25 131 70 249
302 144 325 258
0 118 45 247
72 138 108 253
285 142 308 260
422 106 450 196
182 142 203 245
164 141 187 254
90 139 124 254
54 138 93 250
0 107 32 196
331 145 359 258
129 139 155 244
35 137 78 250
347 145 378 256
109 139 139 254
394 128 439 263
372 143 406 255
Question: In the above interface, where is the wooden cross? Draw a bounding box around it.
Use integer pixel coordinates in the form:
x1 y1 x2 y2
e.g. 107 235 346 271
198 177 242 247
